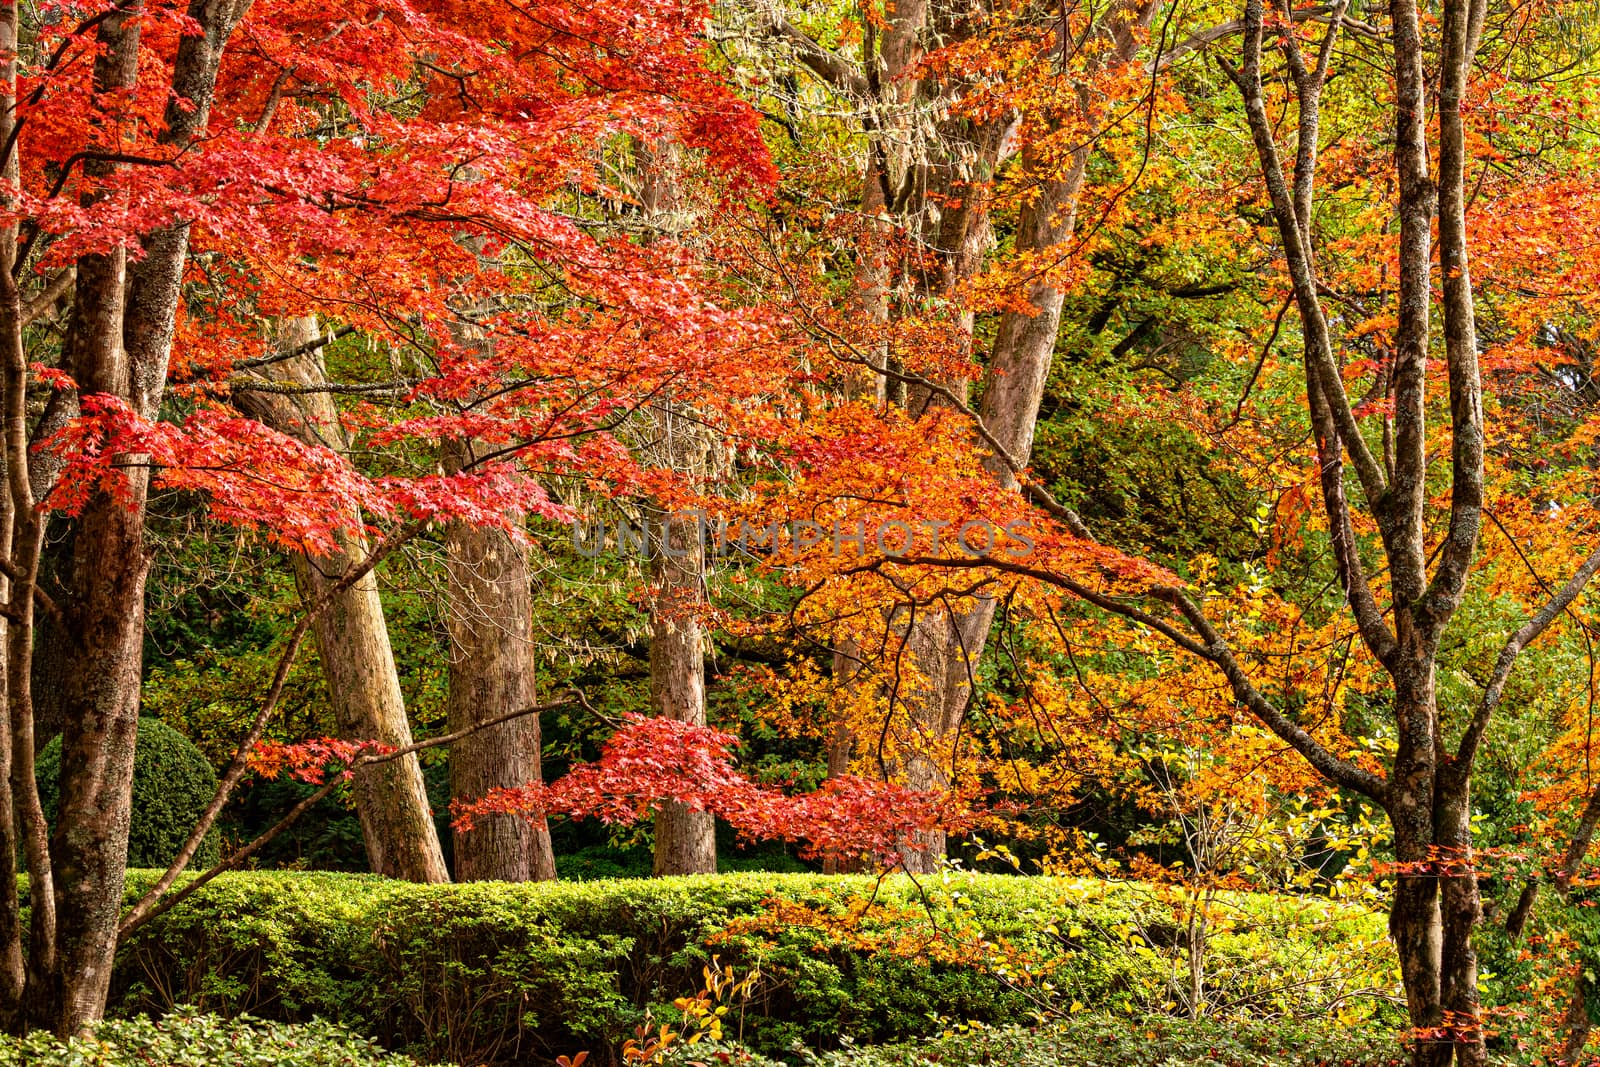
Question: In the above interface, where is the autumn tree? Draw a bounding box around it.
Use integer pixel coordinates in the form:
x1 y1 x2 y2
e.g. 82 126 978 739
805 0 1596 1062
0 0 779 1033
729 0 1600 1061
745 0 1164 870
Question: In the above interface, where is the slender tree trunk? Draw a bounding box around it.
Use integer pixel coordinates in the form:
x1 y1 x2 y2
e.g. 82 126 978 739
1505 771 1600 1059
443 444 555 882
822 640 863 874
1563 973 1593 1066
631 147 717 877
0 0 39 1027
236 321 447 883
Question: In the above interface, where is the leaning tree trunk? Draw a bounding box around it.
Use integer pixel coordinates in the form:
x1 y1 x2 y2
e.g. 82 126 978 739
291 543 449 882
236 320 447 883
443 443 556 882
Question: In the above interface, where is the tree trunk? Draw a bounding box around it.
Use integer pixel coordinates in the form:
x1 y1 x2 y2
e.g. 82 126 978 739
443 443 556 882
42 4 149 1031
632 149 716 877
293 547 448 881
19 0 255 1030
1385 663 1488 1067
892 59 1131 872
650 501 715 876
236 320 447 883
822 640 863 875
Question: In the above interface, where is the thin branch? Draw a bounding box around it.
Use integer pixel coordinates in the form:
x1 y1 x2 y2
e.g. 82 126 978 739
232 325 357 371
870 554 1388 799
763 17 869 96
19 268 74 327
118 520 425 937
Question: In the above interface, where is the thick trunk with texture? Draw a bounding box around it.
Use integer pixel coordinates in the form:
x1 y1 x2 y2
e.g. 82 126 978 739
21 0 254 1030
48 7 148 1030
1384 653 1488 1067
51 483 146 1030
238 322 447 883
650 508 715 876
444 499 556 882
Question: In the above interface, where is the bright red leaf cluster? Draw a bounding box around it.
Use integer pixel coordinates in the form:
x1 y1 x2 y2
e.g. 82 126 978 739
448 714 976 868
249 737 398 785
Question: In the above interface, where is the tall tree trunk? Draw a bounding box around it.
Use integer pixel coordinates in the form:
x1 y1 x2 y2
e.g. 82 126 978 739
893 8 1153 871
650 499 716 876
632 147 717 877
236 321 447 883
443 444 556 882
32 0 254 1030
44 3 149 1031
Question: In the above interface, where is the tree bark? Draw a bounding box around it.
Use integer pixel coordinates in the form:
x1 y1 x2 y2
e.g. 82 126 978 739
443 443 556 882
23 0 257 1031
631 146 717 877
650 488 715 876
891 2 1156 872
236 320 447 883
43 3 150 1032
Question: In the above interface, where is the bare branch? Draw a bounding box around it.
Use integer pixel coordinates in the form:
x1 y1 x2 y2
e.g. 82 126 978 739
763 17 869 96
118 690 589 940
875 555 1388 799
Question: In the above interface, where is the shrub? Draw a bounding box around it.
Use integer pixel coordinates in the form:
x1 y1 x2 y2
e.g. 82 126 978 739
662 1015 1408 1067
109 870 1399 1065
0 1010 427 1067
36 717 220 869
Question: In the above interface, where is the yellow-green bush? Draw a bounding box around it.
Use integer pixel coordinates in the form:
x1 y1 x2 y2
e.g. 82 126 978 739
0 1011 421 1067
108 870 1400 1065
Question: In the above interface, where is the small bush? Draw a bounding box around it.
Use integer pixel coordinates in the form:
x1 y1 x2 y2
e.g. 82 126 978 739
109 870 1399 1065
36 717 220 869
0 1010 427 1067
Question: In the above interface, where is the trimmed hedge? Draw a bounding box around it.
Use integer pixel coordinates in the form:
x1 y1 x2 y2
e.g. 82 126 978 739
0 1011 422 1067
36 718 220 869
109 871 1400 1065
663 1016 1409 1067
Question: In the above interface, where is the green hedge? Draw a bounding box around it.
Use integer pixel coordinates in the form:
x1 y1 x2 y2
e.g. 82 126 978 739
664 1015 1409 1067
36 718 220 869
0 1011 422 1067
109 871 1400 1065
